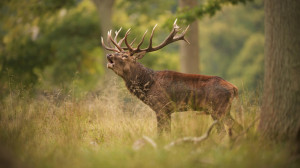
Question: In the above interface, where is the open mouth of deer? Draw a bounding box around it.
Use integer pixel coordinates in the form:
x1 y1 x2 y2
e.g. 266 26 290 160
106 56 114 69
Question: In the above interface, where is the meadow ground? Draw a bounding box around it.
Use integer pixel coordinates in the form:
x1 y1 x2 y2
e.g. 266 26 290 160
0 79 299 168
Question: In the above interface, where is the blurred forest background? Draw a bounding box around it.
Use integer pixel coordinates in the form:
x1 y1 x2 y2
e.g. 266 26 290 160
0 0 263 97
1 1 300 168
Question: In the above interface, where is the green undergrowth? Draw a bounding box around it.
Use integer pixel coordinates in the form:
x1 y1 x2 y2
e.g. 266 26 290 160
0 83 298 168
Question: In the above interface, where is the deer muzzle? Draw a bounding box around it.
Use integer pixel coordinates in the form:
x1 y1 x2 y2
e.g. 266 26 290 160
106 54 114 69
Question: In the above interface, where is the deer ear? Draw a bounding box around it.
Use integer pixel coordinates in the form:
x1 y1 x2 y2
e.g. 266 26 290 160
133 51 147 60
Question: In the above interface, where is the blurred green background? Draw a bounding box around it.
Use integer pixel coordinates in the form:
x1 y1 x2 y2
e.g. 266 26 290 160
0 0 263 97
3 2 299 168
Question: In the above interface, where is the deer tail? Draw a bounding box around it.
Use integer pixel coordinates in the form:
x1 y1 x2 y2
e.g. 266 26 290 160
233 86 239 99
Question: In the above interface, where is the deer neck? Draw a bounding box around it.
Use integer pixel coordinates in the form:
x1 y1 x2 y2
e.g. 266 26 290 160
123 63 155 100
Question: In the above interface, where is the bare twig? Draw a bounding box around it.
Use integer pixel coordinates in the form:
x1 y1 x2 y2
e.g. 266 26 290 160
164 120 219 150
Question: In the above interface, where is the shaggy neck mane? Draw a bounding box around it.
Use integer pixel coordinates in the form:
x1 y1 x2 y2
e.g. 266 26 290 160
122 62 155 101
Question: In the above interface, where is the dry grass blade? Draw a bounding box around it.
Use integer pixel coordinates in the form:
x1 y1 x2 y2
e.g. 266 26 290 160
164 120 219 150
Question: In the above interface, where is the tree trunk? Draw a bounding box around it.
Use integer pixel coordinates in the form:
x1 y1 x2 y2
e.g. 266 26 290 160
92 0 115 69
259 0 300 146
179 0 200 74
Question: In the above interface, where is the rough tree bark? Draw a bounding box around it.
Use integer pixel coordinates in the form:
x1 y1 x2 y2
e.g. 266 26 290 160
179 0 200 74
259 0 300 146
92 0 115 69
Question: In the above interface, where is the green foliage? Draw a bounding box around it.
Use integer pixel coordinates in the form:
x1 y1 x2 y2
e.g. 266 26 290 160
117 0 176 25
199 0 264 90
0 0 264 95
0 0 77 24
0 0 103 93
227 34 264 90
164 0 254 27
140 51 180 71
37 1 103 89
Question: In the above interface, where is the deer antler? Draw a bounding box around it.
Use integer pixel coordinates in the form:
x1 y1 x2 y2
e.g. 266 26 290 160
124 19 190 58
101 19 190 57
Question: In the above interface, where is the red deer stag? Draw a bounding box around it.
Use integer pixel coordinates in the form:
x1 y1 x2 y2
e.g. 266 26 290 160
101 19 243 137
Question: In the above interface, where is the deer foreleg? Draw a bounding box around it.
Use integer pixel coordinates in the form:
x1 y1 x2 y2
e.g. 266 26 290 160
156 112 171 136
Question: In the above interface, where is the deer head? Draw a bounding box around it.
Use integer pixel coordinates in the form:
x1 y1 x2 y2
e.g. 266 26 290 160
101 19 190 77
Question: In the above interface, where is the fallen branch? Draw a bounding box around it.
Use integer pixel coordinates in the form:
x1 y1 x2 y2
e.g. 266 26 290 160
164 120 219 150
132 121 219 151
132 118 259 151
132 135 157 150
142 135 157 149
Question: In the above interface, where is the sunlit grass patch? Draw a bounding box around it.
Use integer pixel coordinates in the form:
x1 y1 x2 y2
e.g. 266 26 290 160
0 83 298 168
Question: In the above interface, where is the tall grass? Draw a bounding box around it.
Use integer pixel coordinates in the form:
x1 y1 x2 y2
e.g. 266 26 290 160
0 79 298 168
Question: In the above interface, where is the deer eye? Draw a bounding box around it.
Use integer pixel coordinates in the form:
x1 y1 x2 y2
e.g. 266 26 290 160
122 55 128 59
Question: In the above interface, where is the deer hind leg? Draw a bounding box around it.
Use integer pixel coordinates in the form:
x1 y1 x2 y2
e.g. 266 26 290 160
211 98 241 139
223 112 243 135
218 104 243 138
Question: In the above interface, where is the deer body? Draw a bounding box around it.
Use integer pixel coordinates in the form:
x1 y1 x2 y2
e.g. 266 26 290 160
116 61 240 134
102 20 243 136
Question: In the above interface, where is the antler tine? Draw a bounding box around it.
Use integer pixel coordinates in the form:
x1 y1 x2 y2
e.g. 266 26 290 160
124 28 134 52
136 29 148 51
173 18 179 28
101 37 119 52
175 24 190 44
120 36 134 50
114 27 127 49
117 37 126 46
147 24 157 50
114 27 122 42
108 29 123 52
106 30 113 48
130 38 136 46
